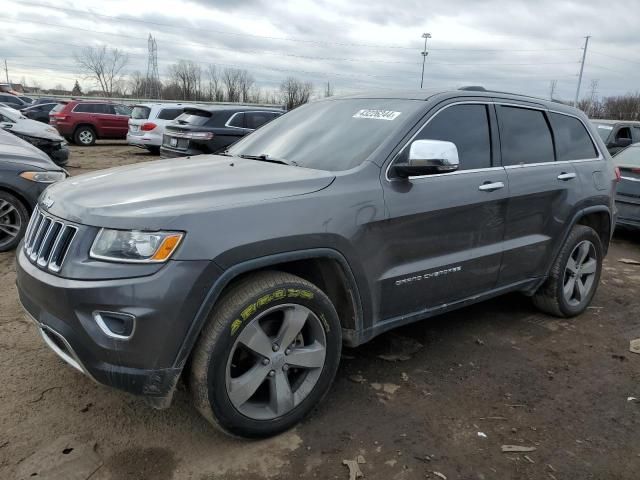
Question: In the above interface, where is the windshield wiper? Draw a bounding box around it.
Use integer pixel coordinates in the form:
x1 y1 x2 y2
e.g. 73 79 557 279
239 153 297 166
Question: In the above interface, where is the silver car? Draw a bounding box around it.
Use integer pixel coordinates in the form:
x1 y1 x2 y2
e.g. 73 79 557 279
127 103 194 154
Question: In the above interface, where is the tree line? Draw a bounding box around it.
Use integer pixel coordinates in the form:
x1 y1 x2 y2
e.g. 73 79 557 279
576 93 640 121
72 46 318 109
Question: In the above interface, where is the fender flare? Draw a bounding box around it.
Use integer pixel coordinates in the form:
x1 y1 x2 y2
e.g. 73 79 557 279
172 248 364 368
529 204 613 294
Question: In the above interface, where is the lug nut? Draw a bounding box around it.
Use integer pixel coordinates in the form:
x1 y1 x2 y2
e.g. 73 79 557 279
268 370 275 377
283 364 289 372
262 358 270 365
272 344 280 352
285 348 291 355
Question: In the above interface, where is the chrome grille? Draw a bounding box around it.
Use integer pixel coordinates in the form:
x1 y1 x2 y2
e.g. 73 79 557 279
24 207 78 273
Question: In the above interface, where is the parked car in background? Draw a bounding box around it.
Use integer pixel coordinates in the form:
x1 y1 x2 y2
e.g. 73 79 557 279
611 143 640 229
160 105 282 158
16 88 617 438
18 96 34 104
0 128 66 251
0 93 28 109
591 119 640 155
32 97 57 106
21 103 58 123
128 103 193 154
0 106 69 166
49 100 131 146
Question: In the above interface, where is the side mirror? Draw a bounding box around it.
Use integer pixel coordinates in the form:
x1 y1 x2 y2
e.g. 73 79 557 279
391 140 460 178
614 137 632 148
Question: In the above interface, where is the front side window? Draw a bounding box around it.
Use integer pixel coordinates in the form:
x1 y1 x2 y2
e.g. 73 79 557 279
549 113 598 161
245 111 278 130
616 127 631 141
407 104 492 170
227 112 244 128
498 106 554 166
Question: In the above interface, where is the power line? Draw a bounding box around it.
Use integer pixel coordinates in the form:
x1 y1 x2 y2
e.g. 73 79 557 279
590 50 640 67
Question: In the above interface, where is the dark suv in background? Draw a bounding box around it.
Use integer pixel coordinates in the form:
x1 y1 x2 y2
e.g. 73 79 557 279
592 119 640 155
50 100 131 146
17 88 617 438
160 105 282 157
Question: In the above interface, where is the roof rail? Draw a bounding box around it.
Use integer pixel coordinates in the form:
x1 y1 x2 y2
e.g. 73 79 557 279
458 86 486 91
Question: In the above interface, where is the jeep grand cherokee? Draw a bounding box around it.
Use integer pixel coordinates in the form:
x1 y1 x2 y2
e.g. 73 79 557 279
16 88 618 438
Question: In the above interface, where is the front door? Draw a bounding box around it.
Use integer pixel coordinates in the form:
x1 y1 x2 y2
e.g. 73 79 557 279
378 102 508 320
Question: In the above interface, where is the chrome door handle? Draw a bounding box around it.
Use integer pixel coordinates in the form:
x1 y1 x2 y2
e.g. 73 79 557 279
557 172 577 181
478 181 505 192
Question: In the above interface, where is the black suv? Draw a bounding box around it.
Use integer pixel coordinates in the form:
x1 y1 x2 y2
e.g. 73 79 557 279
160 105 282 157
592 119 640 155
16 89 617 438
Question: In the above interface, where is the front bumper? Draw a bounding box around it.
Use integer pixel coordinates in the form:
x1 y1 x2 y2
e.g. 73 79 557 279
16 246 221 405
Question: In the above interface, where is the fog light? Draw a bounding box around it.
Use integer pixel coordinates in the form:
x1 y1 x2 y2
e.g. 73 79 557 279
93 311 136 340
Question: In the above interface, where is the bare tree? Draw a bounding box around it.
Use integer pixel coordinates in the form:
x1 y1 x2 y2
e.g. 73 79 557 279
549 80 557 100
280 77 313 110
324 81 333 97
167 60 202 100
222 68 243 102
206 65 224 101
74 46 129 97
238 70 254 102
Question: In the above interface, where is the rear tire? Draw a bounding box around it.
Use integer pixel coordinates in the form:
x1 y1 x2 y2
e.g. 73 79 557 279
189 271 341 438
74 126 96 146
147 146 160 155
533 225 603 317
0 192 29 252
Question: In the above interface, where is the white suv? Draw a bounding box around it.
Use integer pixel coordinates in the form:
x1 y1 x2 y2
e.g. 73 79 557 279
127 103 194 154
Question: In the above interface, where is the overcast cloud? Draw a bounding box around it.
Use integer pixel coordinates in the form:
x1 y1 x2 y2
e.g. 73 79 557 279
1 0 638 100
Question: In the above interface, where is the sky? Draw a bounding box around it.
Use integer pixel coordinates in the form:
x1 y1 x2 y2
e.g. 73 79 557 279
1 0 638 101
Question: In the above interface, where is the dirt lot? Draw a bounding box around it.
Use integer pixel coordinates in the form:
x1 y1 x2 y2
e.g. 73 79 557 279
1 143 639 479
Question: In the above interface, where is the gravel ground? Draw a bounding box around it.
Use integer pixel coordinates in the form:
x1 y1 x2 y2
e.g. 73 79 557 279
1 143 639 479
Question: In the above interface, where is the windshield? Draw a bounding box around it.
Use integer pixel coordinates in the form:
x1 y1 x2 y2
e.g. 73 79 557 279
613 145 640 167
227 99 424 171
593 122 614 141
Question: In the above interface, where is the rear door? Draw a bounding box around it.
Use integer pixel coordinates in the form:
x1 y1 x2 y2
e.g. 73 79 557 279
495 104 586 286
379 101 508 319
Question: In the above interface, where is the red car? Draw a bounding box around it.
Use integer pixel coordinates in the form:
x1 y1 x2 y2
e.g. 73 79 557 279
49 100 131 146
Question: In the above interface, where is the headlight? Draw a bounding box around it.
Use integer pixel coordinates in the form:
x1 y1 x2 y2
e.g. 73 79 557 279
20 171 66 183
90 229 184 263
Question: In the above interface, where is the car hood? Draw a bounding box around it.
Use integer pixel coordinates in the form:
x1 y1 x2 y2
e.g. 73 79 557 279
0 128 60 169
9 118 64 141
43 155 335 228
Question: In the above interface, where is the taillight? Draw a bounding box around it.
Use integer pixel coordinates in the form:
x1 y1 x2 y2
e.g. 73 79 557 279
632 168 640 174
141 122 157 131
51 114 68 121
614 167 622 182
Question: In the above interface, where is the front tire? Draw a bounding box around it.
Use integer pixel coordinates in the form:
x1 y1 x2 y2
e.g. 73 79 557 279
74 126 96 146
189 271 341 438
533 225 603 317
0 192 29 252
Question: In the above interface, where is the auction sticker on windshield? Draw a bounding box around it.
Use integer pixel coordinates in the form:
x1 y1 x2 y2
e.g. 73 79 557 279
353 109 401 121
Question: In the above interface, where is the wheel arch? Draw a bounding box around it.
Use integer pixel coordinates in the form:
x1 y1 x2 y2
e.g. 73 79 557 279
174 248 364 369
73 123 98 139
0 185 33 213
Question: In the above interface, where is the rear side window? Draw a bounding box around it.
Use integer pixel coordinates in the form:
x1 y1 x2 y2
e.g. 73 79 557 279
131 106 150 119
412 104 492 170
157 108 182 120
227 112 245 128
74 103 110 114
245 111 278 130
0 95 22 105
498 106 554 165
549 113 598 161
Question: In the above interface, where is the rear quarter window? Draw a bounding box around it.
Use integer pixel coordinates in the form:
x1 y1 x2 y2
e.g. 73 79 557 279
549 113 598 161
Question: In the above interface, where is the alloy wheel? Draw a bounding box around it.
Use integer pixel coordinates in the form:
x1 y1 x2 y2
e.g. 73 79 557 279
0 199 21 249
79 130 94 144
563 240 597 306
225 303 327 420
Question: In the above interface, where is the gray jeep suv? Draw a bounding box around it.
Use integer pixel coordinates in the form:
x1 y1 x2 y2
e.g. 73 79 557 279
16 88 618 438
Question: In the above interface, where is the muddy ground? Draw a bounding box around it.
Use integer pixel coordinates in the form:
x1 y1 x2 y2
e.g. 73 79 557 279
1 142 639 479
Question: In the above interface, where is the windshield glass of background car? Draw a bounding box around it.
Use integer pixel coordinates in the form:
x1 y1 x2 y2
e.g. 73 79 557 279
594 123 613 141
613 146 640 167
227 99 424 171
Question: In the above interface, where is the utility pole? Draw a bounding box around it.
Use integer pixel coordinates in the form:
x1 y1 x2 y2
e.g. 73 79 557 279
574 35 590 106
3 60 8 84
549 80 557 100
420 32 431 89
